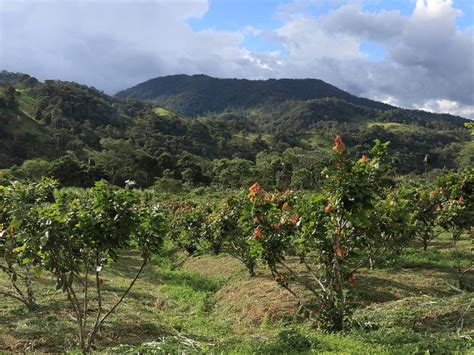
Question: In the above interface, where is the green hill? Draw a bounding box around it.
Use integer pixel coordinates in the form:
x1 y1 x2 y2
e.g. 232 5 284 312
115 74 393 116
115 74 467 128
0 71 471 187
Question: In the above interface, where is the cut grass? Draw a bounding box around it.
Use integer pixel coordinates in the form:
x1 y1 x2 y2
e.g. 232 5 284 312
1 234 472 353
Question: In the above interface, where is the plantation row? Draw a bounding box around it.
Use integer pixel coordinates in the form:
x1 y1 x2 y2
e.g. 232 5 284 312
0 136 472 351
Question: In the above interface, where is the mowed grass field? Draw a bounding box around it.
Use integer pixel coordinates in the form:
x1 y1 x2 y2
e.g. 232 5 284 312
0 233 472 353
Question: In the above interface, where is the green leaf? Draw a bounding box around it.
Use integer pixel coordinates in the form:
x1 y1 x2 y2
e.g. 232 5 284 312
9 218 22 229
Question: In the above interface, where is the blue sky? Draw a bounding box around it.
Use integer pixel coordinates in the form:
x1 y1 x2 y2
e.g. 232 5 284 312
187 0 288 53
1 0 473 117
188 0 473 59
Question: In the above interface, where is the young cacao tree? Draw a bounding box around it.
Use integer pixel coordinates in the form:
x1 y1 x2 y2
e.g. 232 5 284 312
435 168 473 290
246 137 411 331
400 182 441 251
218 194 262 276
0 178 56 310
168 203 207 256
35 181 167 352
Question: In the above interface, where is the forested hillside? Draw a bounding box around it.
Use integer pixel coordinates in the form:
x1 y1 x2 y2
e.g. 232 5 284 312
115 74 467 127
116 74 395 116
0 71 471 189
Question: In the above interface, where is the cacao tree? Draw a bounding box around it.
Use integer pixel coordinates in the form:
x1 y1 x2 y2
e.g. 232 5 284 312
0 178 56 310
246 137 410 331
400 182 441 251
168 203 208 255
35 181 167 351
435 168 473 290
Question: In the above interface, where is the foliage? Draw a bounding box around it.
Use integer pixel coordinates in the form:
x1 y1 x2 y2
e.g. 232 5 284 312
400 181 441 251
1 71 471 186
116 74 446 121
0 154 472 352
435 168 474 290
244 183 299 273
1 71 473 352
0 178 57 310
245 137 415 331
29 181 167 351
206 195 258 276
168 203 209 255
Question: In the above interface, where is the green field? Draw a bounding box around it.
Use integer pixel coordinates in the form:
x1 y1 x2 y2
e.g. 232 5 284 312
368 122 407 128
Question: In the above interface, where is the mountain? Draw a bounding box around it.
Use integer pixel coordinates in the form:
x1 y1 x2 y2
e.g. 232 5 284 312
0 78 126 167
116 74 393 116
0 74 263 182
115 74 467 128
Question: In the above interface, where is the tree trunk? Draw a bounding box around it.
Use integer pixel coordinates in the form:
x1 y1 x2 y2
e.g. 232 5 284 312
25 266 36 311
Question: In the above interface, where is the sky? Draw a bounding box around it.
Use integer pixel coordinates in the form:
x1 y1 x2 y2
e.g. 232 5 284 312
0 0 473 118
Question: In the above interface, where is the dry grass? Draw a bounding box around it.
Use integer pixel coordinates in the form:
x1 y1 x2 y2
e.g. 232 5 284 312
353 268 463 303
183 254 245 279
214 278 300 330
184 255 301 328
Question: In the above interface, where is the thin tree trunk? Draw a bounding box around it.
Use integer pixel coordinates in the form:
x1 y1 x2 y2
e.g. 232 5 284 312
24 266 36 310
86 255 149 350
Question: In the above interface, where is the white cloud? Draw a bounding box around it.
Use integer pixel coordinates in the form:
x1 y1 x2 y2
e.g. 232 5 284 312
269 0 474 118
0 0 472 118
417 99 474 118
0 0 268 92
275 15 364 61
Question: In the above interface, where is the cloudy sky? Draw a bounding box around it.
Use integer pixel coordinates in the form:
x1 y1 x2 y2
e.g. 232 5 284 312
1 0 473 117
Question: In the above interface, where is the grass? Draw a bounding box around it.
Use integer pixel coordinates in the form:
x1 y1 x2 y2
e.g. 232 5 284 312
154 107 174 117
1 234 473 353
232 131 272 143
15 90 40 120
299 130 333 149
367 122 413 131
0 88 53 151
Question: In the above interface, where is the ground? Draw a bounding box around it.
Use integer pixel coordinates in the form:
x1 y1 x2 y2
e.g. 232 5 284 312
0 233 472 353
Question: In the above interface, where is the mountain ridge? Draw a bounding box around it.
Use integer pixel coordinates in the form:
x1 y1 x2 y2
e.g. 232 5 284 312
115 74 394 115
115 74 467 127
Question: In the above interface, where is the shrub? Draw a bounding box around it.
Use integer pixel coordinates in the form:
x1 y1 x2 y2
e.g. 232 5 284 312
34 181 167 351
0 178 56 310
435 168 473 290
168 203 208 255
